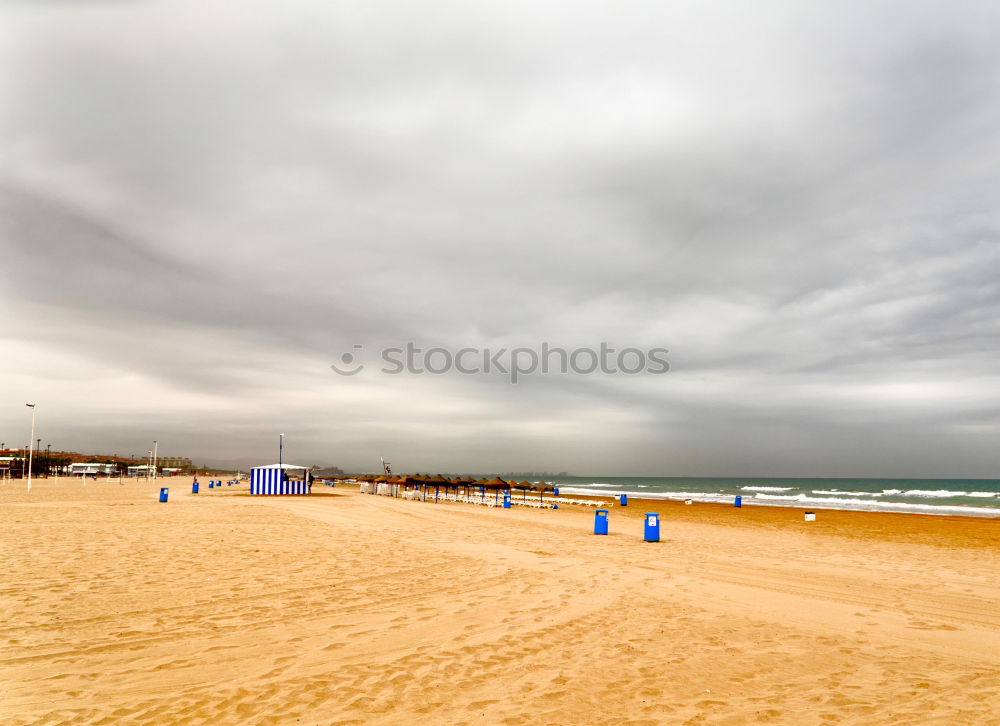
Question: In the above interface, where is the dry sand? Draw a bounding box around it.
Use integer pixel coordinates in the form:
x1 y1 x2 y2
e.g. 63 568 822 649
2 477 999 725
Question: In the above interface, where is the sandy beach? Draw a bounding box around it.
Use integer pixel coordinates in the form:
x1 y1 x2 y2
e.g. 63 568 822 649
2 477 999 725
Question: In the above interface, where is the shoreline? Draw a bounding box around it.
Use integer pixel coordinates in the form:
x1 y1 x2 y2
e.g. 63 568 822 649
554 491 1000 549
556 486 1000 519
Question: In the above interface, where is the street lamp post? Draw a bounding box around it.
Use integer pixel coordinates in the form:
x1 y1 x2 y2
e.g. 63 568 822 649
152 440 158 481
25 404 36 491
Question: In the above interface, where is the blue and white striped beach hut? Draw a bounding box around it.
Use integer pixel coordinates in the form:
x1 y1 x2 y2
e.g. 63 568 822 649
250 464 312 495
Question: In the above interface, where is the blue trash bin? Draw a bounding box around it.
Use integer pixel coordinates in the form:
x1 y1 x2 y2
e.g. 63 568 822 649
734 495 742 508
554 487 560 496
644 512 660 542
192 482 199 494
503 493 511 509
159 487 169 503
594 509 609 535
209 482 214 489
620 493 628 507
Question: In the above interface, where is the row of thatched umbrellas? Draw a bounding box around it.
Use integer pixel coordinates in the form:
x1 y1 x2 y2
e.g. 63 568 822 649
343 473 556 503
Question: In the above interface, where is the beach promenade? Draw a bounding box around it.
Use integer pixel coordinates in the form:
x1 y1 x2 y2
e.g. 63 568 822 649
2 478 999 724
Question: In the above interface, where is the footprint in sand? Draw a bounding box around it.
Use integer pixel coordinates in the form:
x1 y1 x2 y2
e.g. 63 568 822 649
467 699 500 709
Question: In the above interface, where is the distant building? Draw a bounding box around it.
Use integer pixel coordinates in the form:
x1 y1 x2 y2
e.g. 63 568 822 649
127 464 173 477
68 462 117 476
157 457 192 469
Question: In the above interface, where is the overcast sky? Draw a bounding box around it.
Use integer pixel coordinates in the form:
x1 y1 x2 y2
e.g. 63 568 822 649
2 1 998 477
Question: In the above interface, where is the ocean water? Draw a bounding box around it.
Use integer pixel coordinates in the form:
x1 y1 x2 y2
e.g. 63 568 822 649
549 476 1000 518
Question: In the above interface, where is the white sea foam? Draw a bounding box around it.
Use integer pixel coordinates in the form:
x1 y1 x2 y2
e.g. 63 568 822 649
556 485 999 516
755 493 894 505
748 492 998 516
904 489 973 498
656 491 730 499
812 490 879 497
558 488 729 501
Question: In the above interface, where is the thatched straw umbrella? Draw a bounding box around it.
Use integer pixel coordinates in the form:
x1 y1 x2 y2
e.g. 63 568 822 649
385 475 415 496
509 479 533 503
531 479 554 503
424 473 450 502
388 475 404 496
444 476 469 500
477 476 509 503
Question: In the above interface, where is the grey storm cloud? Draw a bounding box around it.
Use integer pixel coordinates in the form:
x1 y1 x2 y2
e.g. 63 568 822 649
1 0 999 476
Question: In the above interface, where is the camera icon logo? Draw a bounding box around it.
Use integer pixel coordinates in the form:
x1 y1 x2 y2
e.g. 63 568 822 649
330 345 365 376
